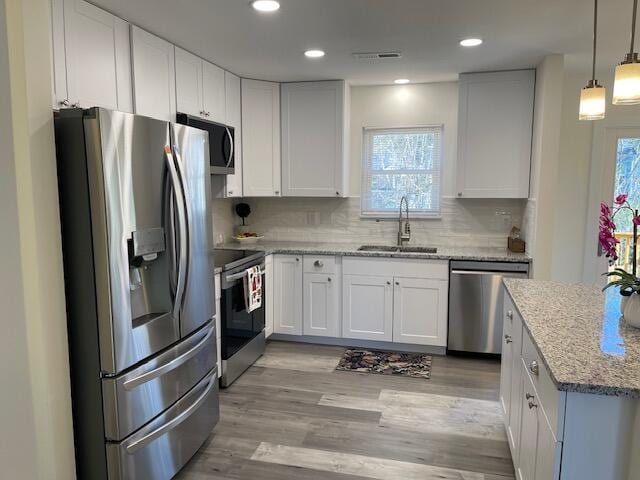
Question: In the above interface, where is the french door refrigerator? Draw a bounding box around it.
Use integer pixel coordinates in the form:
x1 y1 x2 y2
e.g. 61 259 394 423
54 108 218 480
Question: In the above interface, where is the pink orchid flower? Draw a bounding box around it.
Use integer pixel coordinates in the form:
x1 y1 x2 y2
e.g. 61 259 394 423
615 194 628 205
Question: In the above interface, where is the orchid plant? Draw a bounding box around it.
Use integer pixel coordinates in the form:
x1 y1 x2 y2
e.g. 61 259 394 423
600 194 640 294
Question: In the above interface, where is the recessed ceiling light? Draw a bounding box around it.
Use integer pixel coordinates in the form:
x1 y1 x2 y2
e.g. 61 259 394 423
460 38 483 47
251 0 280 13
394 79 410 84
304 49 325 58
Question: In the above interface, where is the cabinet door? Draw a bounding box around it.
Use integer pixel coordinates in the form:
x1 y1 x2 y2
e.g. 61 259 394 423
175 47 203 117
508 307 525 463
264 255 274 338
281 81 347 197
342 275 393 341
225 71 243 197
55 0 132 111
202 61 226 124
241 79 281 197
273 255 302 335
499 306 514 420
131 26 176 121
457 70 534 198
535 414 561 480
303 273 340 337
392 277 448 346
518 365 539 480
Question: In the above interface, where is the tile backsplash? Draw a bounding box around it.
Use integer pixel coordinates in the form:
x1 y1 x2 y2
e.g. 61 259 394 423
213 197 525 248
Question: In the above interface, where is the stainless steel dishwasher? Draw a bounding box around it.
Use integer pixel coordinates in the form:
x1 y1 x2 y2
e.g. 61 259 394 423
448 261 530 355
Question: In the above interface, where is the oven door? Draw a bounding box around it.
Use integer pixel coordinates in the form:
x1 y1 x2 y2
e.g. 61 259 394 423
220 266 265 360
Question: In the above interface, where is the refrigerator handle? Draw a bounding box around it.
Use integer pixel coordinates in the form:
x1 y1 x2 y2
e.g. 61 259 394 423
164 172 178 298
164 146 188 319
225 127 234 168
172 147 191 309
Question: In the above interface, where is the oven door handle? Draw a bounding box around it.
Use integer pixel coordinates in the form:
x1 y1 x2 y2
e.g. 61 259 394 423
225 263 265 283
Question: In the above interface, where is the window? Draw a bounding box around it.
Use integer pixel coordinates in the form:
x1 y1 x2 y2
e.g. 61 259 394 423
361 126 443 217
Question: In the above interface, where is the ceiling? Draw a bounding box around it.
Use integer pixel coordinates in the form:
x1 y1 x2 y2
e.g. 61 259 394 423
91 0 635 85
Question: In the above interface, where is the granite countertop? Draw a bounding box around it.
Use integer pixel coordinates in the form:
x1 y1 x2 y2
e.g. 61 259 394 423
504 278 640 398
215 240 531 263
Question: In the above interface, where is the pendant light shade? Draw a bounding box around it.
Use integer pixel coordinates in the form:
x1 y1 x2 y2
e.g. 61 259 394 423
613 0 640 105
613 55 640 104
579 0 606 120
580 81 607 120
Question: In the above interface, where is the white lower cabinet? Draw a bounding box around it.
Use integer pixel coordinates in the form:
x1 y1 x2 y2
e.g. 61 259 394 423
392 277 448 346
342 275 393 341
273 255 303 335
264 255 274 338
303 273 340 337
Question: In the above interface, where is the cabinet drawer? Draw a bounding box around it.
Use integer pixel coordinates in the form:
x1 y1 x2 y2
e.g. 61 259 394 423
522 330 564 440
303 255 337 274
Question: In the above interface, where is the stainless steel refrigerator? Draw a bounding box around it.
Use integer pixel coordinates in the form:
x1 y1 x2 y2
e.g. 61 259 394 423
54 108 218 480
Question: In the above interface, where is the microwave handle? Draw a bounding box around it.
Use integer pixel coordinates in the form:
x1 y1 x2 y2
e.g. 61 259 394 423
225 127 234 168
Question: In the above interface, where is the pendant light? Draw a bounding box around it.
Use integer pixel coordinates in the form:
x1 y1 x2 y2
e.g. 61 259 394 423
613 0 640 104
579 0 606 120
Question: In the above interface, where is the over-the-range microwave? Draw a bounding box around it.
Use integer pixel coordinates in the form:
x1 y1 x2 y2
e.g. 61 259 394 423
176 113 235 174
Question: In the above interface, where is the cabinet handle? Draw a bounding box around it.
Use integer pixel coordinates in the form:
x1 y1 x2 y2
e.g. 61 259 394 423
314 260 324 267
60 99 70 107
327 277 331 282
529 360 539 376
506 310 514 319
528 400 538 409
504 334 513 344
386 281 391 285
525 393 535 400
395 281 400 286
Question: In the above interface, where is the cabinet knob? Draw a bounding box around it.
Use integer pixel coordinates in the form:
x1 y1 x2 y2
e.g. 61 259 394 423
200 110 206 116
386 281 391 285
228 190 233 195
314 260 324 267
206 112 211 117
336 191 340 196
529 360 539 376
504 334 513 344
525 393 535 400
296 258 299 262
275 190 280 195
457 192 463 197
506 310 514 319
528 400 538 409
71 102 80 108
395 281 400 286
328 277 332 282
60 99 70 107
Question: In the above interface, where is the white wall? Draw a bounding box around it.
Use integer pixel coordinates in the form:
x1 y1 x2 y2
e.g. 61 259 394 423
1 0 76 477
348 82 459 196
523 54 564 279
219 82 526 247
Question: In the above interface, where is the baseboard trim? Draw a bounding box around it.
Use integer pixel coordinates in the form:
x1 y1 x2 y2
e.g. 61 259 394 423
269 334 446 355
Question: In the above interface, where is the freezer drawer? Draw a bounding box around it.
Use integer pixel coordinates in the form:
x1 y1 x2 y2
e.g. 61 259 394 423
106 369 219 480
448 262 529 354
102 322 216 440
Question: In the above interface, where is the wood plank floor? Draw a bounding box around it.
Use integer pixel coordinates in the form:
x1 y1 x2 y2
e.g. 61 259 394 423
176 341 515 480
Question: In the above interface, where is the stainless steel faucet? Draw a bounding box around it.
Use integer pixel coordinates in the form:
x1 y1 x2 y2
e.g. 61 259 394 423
397 196 411 246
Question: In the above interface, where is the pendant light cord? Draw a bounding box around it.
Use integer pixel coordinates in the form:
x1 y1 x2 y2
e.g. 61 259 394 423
592 0 598 81
631 0 638 55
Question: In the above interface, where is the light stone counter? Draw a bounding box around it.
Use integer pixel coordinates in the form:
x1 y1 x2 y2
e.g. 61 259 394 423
504 278 640 398
216 241 531 263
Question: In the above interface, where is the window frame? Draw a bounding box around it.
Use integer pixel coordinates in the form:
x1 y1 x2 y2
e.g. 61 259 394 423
360 125 444 219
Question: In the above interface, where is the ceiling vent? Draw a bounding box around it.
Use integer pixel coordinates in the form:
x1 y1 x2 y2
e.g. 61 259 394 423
352 51 402 60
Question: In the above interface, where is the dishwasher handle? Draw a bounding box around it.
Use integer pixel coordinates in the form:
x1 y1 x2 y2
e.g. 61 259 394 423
450 269 529 276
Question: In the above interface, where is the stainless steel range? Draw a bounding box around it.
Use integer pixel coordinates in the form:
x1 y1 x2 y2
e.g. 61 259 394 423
55 108 218 480
213 249 266 387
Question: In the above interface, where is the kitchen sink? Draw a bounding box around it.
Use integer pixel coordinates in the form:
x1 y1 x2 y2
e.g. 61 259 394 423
399 246 438 253
357 245 438 254
358 245 400 252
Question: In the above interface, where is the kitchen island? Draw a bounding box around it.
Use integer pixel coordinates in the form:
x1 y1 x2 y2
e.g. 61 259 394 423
502 278 640 480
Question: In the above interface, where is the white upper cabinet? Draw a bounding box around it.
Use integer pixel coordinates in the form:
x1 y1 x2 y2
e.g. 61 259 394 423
224 71 243 197
174 47 203 117
51 0 132 111
281 81 349 197
456 70 535 198
130 26 176 121
241 79 281 197
202 62 226 124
